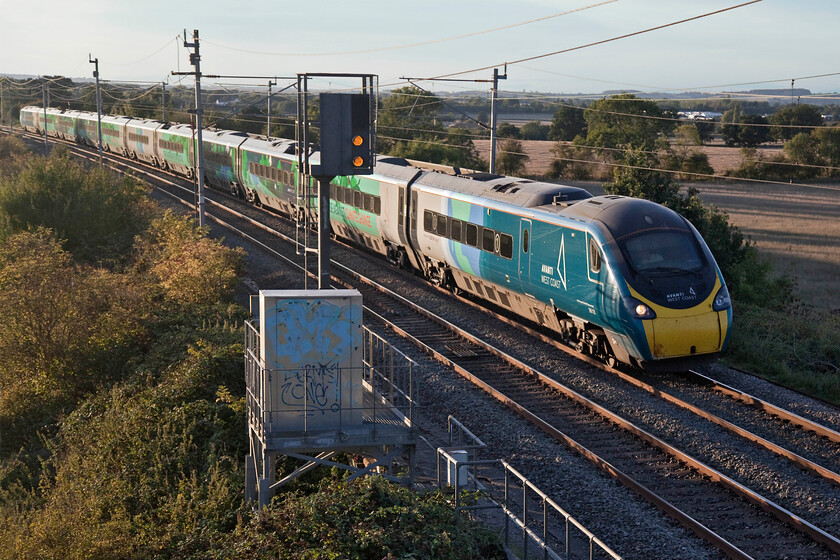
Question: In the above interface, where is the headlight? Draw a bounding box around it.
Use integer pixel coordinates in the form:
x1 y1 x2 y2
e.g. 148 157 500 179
624 297 656 319
713 285 731 311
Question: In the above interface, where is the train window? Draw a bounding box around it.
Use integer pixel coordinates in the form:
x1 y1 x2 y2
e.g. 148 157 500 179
482 228 495 252
436 215 448 237
500 234 513 259
353 190 362 208
522 229 529 253
424 210 434 233
330 184 337 199
589 238 602 273
466 223 478 247
450 219 462 243
373 197 381 215
363 193 373 212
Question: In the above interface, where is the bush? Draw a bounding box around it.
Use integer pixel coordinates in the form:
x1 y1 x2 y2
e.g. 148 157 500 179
135 211 245 307
0 228 147 454
0 149 151 266
193 475 505 560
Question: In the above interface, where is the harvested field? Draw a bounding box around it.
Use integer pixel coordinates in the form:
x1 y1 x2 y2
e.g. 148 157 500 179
473 139 840 310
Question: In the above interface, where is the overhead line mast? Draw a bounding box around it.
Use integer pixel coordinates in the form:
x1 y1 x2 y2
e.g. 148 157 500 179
172 29 207 227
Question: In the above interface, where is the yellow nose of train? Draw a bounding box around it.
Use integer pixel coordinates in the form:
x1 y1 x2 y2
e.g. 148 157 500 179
629 278 731 360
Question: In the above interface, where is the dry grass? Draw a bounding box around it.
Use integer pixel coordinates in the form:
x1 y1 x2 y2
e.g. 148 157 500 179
474 139 840 310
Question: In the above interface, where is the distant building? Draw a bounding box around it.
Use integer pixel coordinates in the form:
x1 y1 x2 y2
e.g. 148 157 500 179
677 111 723 121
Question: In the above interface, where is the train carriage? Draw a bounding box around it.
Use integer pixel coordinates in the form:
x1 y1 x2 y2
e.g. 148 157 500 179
202 129 249 194
75 111 100 147
124 118 166 165
328 157 420 265
157 124 195 176
19 106 41 133
99 115 132 155
238 137 298 212
53 110 80 141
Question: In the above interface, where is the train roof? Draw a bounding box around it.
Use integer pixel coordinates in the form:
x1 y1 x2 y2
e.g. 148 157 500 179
376 156 592 208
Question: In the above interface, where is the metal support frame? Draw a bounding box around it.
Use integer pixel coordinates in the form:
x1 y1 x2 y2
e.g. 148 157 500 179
244 320 417 508
295 73 378 289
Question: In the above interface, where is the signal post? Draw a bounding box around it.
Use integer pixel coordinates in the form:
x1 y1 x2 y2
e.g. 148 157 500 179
295 74 376 289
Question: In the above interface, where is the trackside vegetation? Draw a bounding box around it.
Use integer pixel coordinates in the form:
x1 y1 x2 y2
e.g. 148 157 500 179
0 145 503 559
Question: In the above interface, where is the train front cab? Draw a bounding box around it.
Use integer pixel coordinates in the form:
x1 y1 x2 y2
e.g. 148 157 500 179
566 195 733 371
607 203 732 370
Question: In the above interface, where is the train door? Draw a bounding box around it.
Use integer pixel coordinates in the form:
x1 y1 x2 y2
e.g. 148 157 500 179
398 186 406 245
519 218 532 288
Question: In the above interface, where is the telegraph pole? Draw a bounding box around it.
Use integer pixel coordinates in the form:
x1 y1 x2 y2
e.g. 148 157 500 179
161 81 167 121
267 78 276 137
400 66 507 173
173 29 207 227
489 67 507 174
89 55 103 163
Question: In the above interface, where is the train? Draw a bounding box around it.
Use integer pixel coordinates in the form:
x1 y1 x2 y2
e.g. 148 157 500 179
20 105 733 371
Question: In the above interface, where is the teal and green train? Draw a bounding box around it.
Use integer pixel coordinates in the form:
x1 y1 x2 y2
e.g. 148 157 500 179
21 105 732 370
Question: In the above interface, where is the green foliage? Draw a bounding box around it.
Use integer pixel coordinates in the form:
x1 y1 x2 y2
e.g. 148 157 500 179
0 316 248 559
135 211 245 307
519 121 549 141
193 476 505 560
579 94 673 150
378 87 484 169
0 149 151 266
0 136 28 165
0 228 147 454
496 122 520 139
496 138 528 176
548 143 597 180
721 109 771 147
726 300 840 404
548 105 587 141
770 103 824 140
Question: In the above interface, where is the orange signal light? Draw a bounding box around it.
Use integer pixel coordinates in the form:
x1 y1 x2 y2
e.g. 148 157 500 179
352 135 364 146
352 156 365 167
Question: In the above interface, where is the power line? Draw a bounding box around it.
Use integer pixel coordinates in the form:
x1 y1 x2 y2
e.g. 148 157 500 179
406 1 764 84
202 1 618 57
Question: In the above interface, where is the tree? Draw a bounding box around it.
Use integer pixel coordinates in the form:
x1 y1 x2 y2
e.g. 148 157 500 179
378 86 443 152
579 94 673 150
378 87 483 169
519 121 549 140
496 122 520 139
770 104 823 140
496 139 528 176
548 105 587 141
0 149 150 266
814 126 840 172
721 110 770 147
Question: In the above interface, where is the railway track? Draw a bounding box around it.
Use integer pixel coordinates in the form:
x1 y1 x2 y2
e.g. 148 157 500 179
15 130 840 559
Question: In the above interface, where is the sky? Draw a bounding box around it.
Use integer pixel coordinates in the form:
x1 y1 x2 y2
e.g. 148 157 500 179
1 0 838 98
